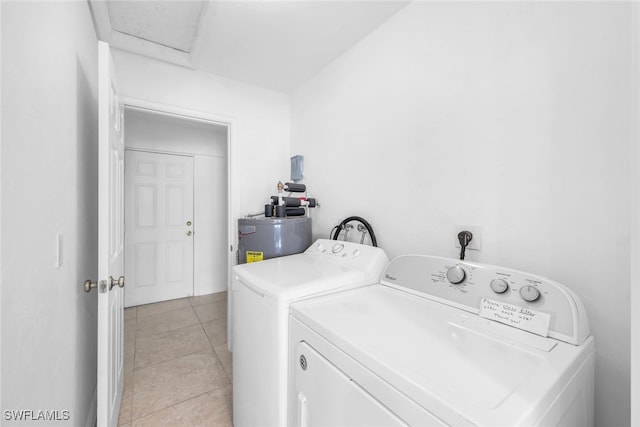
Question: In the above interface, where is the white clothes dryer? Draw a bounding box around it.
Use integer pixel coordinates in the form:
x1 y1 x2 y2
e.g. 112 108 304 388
289 255 594 427
231 239 388 427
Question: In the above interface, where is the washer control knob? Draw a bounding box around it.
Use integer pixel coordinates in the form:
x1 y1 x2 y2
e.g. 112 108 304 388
446 265 466 284
490 278 509 294
519 285 541 302
331 243 344 254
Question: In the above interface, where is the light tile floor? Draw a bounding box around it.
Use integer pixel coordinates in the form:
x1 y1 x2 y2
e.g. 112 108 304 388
118 292 232 427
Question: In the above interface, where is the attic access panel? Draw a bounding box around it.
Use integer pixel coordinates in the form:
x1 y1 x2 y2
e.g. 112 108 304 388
106 1 206 52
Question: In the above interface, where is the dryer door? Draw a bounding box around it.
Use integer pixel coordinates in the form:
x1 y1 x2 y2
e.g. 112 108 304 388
295 342 407 427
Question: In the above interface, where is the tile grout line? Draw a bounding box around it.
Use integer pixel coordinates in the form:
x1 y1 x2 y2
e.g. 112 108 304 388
121 294 229 426
129 384 230 424
135 302 194 320
195 299 232 386
133 314 213 370
134 318 202 341
134 306 201 340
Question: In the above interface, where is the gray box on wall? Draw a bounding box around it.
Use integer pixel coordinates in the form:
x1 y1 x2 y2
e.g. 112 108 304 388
290 155 304 182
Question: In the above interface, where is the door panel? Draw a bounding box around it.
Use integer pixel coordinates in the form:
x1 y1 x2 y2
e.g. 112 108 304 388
125 150 195 307
134 243 157 287
295 342 408 427
97 41 125 427
135 184 157 227
166 241 185 282
166 185 186 225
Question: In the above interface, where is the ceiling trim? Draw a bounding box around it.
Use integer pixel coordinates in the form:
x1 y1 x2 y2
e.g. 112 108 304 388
121 95 238 129
110 31 193 68
87 0 111 41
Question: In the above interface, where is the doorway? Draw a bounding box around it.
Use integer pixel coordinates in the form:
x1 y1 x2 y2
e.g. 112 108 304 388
124 150 195 306
123 105 229 308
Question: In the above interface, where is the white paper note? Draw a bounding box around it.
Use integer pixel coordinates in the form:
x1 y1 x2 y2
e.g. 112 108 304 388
479 298 551 337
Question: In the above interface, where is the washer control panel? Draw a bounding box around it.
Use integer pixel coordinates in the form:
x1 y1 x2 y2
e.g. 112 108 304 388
306 240 367 259
380 255 589 345
304 239 389 281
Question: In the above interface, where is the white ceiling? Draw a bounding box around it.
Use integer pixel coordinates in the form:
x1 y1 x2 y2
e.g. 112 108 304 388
90 0 409 93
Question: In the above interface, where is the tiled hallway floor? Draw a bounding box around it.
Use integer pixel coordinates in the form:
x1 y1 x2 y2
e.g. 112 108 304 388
118 292 232 427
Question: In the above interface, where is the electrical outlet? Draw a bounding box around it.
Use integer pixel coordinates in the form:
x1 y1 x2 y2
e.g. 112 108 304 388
454 225 482 251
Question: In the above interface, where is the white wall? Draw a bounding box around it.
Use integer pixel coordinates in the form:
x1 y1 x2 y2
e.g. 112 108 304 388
1 2 99 426
194 155 228 295
291 2 632 426
125 107 227 157
124 110 228 296
112 49 291 221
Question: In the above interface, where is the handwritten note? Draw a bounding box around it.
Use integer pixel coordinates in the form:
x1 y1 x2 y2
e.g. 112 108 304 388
479 298 551 337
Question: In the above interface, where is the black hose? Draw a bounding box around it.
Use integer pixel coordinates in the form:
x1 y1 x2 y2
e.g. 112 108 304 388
329 225 340 239
331 216 378 247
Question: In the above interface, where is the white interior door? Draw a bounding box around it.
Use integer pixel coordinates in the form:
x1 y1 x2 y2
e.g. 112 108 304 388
97 41 125 427
124 150 195 307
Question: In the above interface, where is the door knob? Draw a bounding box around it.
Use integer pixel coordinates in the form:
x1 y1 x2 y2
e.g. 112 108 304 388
108 276 125 291
186 230 192 236
83 280 97 293
186 221 192 226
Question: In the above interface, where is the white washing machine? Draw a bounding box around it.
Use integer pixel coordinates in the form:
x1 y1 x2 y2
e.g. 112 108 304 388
231 239 389 427
289 255 594 426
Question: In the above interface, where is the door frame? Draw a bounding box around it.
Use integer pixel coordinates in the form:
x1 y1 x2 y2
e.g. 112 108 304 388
632 1 640 424
120 97 236 302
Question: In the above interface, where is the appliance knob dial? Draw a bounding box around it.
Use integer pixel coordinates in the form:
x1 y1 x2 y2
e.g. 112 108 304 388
490 278 509 294
519 285 541 302
446 265 466 284
331 243 344 254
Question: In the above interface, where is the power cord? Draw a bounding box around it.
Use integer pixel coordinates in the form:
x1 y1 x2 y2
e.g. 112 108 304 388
458 231 473 260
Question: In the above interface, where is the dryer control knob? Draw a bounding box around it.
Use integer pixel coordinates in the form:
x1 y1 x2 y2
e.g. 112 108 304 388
490 278 509 294
331 243 344 254
519 285 541 302
446 265 466 284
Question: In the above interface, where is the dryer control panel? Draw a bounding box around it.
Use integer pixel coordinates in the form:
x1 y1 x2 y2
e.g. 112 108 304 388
380 255 590 345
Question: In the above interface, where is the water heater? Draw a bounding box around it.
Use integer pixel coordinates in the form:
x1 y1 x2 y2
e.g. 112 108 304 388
237 217 312 264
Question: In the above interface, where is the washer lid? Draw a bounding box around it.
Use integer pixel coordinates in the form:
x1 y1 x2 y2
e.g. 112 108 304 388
291 285 592 425
233 254 365 303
